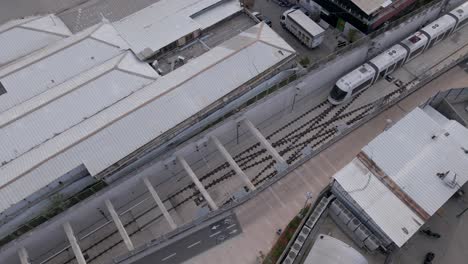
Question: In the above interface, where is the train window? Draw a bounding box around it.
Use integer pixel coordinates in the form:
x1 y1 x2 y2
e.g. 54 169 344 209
330 85 347 101
458 18 468 28
395 58 404 69
352 78 372 94
409 35 421 43
379 70 386 79
387 63 396 74
0 82 5 96
409 45 424 60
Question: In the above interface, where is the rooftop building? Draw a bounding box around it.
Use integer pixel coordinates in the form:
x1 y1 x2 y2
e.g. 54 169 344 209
114 0 243 60
305 0 418 33
0 22 129 114
0 22 296 255
0 15 71 68
332 106 468 247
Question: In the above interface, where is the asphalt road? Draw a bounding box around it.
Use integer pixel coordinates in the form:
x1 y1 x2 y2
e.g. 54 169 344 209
132 213 242 264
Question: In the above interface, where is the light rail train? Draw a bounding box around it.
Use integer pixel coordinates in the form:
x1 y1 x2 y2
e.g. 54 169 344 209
328 1 468 104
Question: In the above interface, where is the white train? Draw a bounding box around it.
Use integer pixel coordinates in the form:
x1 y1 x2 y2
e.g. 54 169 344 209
328 1 468 105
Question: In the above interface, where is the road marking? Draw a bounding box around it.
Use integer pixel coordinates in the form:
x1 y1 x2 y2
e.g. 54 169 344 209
162 253 176 261
226 224 236 229
210 231 221 237
211 224 220 230
229 229 238 234
187 240 202 249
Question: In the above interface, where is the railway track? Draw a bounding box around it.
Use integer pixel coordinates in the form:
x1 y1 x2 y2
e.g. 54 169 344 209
50 80 411 264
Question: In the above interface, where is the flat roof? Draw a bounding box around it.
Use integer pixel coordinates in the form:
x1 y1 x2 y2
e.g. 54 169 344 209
288 10 324 36
362 107 468 215
335 107 468 247
334 159 423 247
304 235 368 264
0 23 129 114
114 0 242 60
350 0 389 16
0 23 295 214
0 15 71 68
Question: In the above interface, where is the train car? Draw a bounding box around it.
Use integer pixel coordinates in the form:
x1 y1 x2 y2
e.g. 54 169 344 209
328 64 376 104
328 1 468 105
448 1 468 31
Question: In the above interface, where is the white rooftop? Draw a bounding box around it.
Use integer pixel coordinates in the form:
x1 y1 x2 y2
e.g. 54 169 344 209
288 9 324 36
0 22 129 114
335 106 468 247
350 0 388 16
362 107 468 215
114 0 242 60
303 235 368 264
0 23 295 214
0 15 71 68
334 158 424 247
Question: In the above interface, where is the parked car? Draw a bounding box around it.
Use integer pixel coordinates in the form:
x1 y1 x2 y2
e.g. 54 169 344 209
251 11 272 27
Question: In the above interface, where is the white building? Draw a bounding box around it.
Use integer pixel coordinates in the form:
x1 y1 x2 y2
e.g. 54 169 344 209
0 15 71 68
0 19 296 261
114 0 243 59
332 106 468 247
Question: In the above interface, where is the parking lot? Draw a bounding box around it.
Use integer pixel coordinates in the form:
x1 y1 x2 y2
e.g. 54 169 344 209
251 0 339 61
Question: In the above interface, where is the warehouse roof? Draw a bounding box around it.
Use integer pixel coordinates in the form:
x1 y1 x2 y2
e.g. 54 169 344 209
0 51 158 213
114 0 242 59
0 22 129 114
0 15 71 68
334 159 424 247
0 23 295 213
350 0 392 16
335 106 468 247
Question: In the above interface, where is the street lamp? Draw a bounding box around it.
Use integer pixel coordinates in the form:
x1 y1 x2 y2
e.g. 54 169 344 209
299 192 313 218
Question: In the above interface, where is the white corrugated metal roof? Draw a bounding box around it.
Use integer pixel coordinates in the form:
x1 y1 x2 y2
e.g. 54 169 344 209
114 0 242 59
334 159 423 247
0 22 129 114
304 235 368 264
335 106 468 247
0 15 71 68
363 107 468 215
0 23 294 213
288 10 324 36
0 52 158 170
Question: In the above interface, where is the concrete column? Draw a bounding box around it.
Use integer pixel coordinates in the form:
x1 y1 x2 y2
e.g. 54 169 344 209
210 135 256 191
18 247 30 264
105 199 135 251
177 156 219 210
143 177 177 230
63 222 87 264
241 118 288 171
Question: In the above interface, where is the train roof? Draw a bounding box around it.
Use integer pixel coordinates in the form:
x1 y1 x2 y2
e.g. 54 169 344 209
400 31 428 51
421 14 456 37
369 44 406 70
336 63 375 92
449 1 468 22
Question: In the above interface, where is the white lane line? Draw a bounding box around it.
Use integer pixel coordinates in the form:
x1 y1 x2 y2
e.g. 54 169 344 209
187 240 202 249
226 224 236 229
210 231 221 237
162 253 176 261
